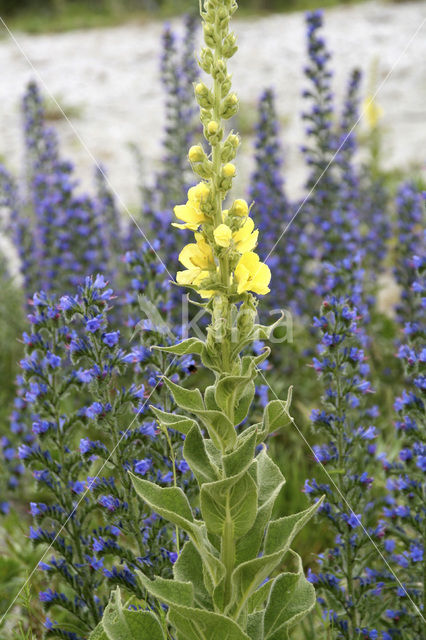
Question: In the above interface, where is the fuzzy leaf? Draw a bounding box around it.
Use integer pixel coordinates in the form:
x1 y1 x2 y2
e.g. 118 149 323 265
223 429 257 477
235 451 285 565
205 384 220 410
231 499 320 616
173 541 213 610
154 337 205 357
89 625 108 640
137 572 194 608
246 611 264 640
93 588 165 640
164 378 205 412
168 606 251 640
130 473 196 535
196 408 237 451
151 406 198 436
183 425 220 485
247 580 273 613
201 471 258 538
264 500 322 556
234 381 256 425
264 554 316 639
262 392 292 437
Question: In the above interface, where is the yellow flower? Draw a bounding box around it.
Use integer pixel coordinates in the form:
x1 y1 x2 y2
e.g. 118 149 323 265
223 163 236 178
214 224 232 248
232 199 249 217
363 96 384 129
176 234 215 288
234 252 271 295
233 217 258 254
173 183 210 230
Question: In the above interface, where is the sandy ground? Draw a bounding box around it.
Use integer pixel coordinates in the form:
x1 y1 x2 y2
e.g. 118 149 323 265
0 0 425 210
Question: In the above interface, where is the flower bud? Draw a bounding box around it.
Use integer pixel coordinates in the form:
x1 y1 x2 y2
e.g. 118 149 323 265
231 199 248 217
221 93 239 119
207 121 219 135
214 224 232 248
222 163 236 178
188 146 204 163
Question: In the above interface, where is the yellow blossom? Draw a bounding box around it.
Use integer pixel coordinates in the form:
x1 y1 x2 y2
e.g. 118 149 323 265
233 217 258 253
176 234 215 288
234 252 271 295
363 95 384 129
223 163 236 178
232 199 249 217
214 224 232 248
173 183 210 230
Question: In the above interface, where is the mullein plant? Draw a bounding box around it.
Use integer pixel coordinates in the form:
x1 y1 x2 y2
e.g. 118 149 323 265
13 275 195 638
381 252 425 639
304 252 391 638
0 82 122 301
91 1 321 639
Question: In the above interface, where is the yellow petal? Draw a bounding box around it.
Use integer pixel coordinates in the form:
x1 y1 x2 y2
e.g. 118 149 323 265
214 224 233 248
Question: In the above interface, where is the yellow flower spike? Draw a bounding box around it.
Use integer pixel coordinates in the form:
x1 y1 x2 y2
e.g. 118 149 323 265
214 223 233 248
223 163 236 178
233 217 259 254
234 252 271 295
363 95 384 129
232 199 249 217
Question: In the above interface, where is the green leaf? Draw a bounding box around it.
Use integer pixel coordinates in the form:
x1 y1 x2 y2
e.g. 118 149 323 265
205 384 220 410
264 554 316 639
231 498 320 618
164 378 205 412
183 425 220 485
168 606 251 640
223 429 257 477
200 471 257 538
137 572 194 607
173 541 213 610
262 391 292 437
154 337 205 357
93 588 165 640
235 451 285 565
196 408 237 451
151 406 198 436
247 580 273 613
233 381 255 425
246 611 264 640
130 473 197 535
89 625 108 640
264 500 322 556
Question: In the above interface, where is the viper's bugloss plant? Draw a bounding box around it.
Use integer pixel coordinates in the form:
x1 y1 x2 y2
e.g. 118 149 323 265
137 14 200 262
0 82 122 300
14 275 195 638
249 89 305 316
305 253 390 639
92 2 321 639
381 253 425 639
393 183 425 324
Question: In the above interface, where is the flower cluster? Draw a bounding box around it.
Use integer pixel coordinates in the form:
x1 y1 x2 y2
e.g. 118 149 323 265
13 275 193 637
0 82 122 300
305 256 390 638
381 253 425 639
